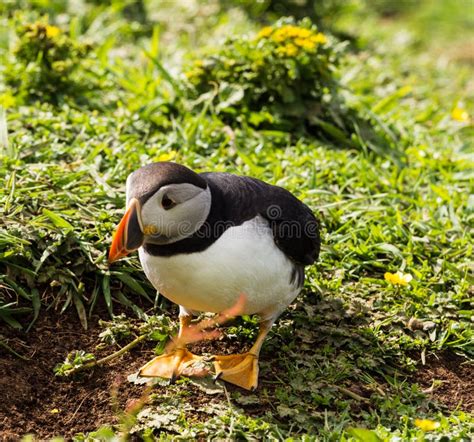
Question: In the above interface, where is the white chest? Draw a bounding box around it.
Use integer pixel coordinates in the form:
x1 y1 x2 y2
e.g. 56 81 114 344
138 216 301 317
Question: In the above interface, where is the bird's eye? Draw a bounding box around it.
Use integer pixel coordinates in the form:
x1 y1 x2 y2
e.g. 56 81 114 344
161 195 176 210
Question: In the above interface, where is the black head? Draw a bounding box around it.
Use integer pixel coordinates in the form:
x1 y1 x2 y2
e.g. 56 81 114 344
126 162 207 206
109 162 211 262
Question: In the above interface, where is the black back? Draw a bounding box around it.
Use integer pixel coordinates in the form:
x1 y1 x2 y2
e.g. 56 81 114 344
143 171 320 267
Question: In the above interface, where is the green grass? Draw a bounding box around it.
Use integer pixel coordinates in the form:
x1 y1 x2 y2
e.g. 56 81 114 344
0 0 473 440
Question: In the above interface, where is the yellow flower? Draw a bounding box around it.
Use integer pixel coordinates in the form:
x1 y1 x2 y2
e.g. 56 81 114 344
288 27 311 38
257 26 273 39
272 25 312 43
156 151 177 162
270 25 326 52
311 32 328 45
0 93 16 109
50 408 60 414
384 271 413 286
294 38 316 50
272 28 288 43
414 419 440 431
277 43 298 57
451 106 469 122
297 28 312 38
45 25 61 38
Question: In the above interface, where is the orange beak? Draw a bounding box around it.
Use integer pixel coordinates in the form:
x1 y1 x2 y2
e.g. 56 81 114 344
108 199 144 263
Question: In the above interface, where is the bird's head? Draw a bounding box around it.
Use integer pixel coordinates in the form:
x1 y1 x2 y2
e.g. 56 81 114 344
108 162 211 263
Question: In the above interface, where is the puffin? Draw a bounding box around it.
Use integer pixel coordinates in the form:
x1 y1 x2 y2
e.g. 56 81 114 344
109 162 320 390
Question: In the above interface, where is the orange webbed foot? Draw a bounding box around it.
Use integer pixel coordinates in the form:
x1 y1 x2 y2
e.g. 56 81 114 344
213 353 259 390
139 348 206 382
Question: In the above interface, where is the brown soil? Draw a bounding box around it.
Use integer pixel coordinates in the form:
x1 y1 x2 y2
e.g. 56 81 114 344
0 307 251 441
415 351 474 412
0 308 154 441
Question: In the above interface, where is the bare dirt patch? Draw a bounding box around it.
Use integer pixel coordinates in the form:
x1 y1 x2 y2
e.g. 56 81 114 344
416 351 474 412
0 308 251 441
0 308 153 441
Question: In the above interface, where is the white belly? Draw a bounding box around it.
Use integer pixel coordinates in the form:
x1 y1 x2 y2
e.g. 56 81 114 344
138 216 301 317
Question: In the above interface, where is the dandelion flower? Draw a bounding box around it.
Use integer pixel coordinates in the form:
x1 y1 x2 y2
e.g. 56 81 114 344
294 38 316 50
292 27 312 38
257 26 273 39
157 151 177 162
271 25 324 47
45 25 61 38
414 419 440 431
272 29 287 43
451 106 469 122
311 32 328 45
384 271 413 286
0 93 16 109
277 43 298 57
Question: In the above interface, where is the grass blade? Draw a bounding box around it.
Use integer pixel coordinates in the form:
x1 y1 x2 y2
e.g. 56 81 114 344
42 209 74 232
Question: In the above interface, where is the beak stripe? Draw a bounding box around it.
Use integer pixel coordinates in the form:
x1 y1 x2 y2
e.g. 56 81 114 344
108 199 144 263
